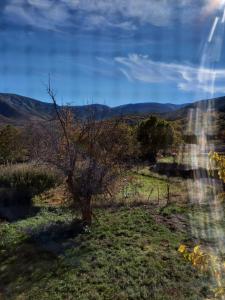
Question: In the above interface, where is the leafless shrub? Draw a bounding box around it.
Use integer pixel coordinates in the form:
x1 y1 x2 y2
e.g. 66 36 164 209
29 82 134 225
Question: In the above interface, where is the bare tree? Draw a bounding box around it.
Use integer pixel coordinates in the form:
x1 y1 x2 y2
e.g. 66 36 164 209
30 82 134 226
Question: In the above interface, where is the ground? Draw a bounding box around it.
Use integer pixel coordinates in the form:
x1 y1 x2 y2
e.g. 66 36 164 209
0 168 210 300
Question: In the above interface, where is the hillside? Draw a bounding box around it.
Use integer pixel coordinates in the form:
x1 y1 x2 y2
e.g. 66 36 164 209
1 93 225 126
163 96 225 120
0 93 185 125
0 94 54 125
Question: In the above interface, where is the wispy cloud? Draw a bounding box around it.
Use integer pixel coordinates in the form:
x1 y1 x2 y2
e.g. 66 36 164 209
3 0 214 32
115 54 225 94
4 0 71 31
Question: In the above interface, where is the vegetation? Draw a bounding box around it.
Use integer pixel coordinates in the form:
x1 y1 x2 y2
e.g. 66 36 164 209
27 85 137 226
0 125 27 164
137 116 175 164
177 152 225 299
210 151 225 182
0 163 61 210
0 164 60 191
0 205 207 300
178 243 225 298
1 88 224 299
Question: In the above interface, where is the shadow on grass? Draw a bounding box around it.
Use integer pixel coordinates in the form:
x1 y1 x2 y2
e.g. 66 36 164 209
153 162 216 179
0 242 57 299
0 188 42 222
0 205 41 222
0 219 86 299
27 219 85 255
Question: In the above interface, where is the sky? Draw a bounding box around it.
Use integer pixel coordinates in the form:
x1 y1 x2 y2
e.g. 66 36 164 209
0 0 225 106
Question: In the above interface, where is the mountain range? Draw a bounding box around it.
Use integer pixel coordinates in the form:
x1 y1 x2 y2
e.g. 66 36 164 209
0 93 225 126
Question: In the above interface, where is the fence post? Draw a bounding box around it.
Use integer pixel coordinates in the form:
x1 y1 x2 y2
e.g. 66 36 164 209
157 186 160 205
167 183 170 205
147 187 154 202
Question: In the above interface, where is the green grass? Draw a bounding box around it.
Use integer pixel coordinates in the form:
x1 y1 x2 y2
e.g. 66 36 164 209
117 168 187 205
158 156 176 164
0 206 207 300
160 203 187 217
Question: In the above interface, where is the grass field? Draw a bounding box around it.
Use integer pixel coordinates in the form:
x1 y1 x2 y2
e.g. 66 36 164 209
116 167 187 206
0 168 211 300
0 208 208 299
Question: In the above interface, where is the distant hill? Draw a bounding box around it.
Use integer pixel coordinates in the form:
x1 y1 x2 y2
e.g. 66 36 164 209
0 94 54 125
1 93 225 126
0 93 186 126
163 96 225 120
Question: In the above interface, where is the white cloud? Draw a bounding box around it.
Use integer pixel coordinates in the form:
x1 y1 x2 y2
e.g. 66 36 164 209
115 54 225 94
4 0 71 31
3 0 210 31
27 0 53 9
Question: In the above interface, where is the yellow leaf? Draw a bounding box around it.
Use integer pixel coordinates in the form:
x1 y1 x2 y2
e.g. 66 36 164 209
178 244 186 254
215 287 225 297
193 245 200 254
188 253 193 261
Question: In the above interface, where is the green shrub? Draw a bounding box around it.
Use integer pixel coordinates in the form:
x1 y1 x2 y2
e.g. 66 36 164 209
0 164 62 206
160 203 186 216
0 125 27 164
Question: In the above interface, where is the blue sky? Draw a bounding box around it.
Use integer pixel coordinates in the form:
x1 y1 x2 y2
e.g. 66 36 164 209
0 0 225 106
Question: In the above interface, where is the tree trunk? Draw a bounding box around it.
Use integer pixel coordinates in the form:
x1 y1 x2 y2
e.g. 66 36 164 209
81 198 92 226
66 173 92 226
66 171 74 195
148 152 157 164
